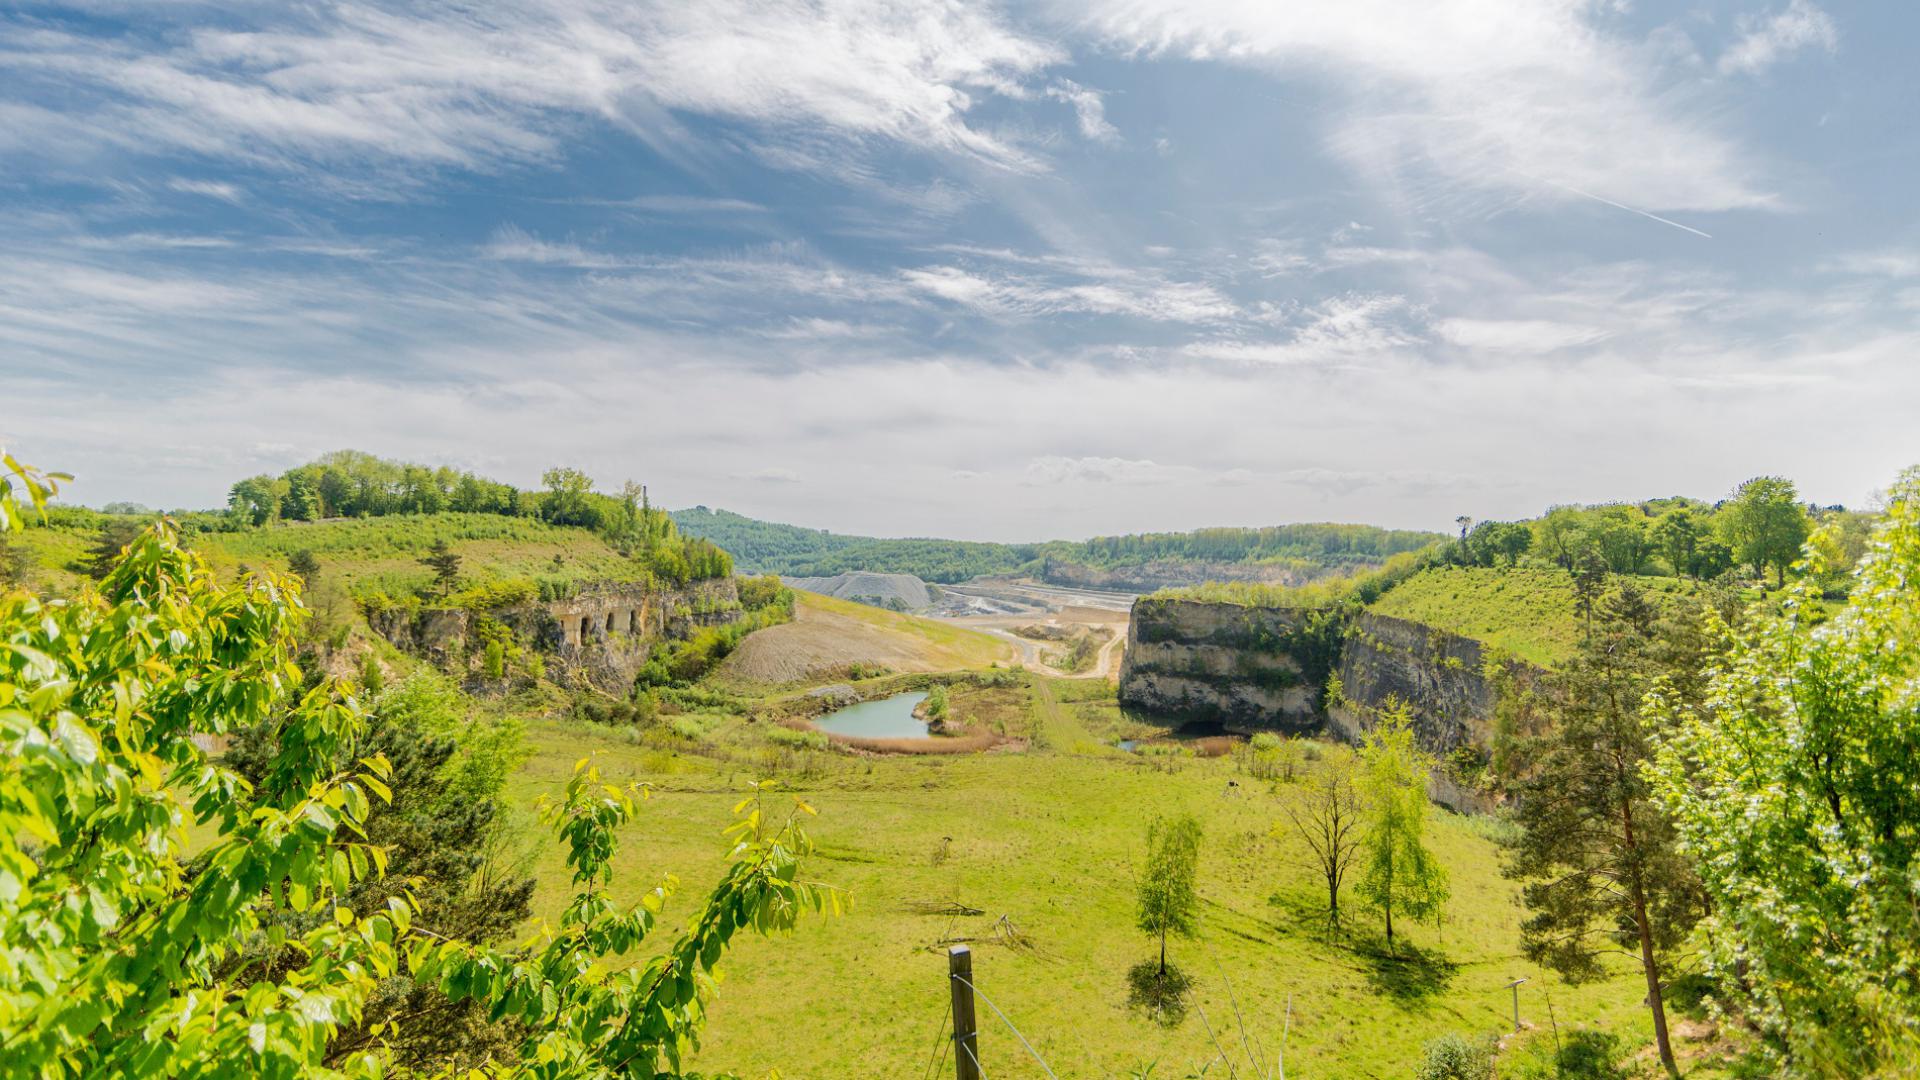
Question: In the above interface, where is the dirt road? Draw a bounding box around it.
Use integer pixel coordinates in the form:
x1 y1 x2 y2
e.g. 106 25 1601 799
947 604 1129 680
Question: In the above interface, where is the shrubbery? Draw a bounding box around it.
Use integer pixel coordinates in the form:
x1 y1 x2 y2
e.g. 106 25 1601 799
1413 1033 1494 1080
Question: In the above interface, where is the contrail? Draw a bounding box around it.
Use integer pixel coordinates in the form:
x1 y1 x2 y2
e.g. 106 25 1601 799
1248 87 1715 240
1514 169 1714 239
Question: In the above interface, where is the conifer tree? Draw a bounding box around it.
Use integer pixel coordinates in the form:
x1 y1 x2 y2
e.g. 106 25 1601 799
1502 582 1712 1079
287 547 320 585
420 538 461 597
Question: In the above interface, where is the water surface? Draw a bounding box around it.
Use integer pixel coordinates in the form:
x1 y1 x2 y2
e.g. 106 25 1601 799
813 691 930 739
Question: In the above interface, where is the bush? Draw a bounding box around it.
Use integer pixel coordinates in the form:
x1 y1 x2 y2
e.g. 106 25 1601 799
1414 1033 1494 1080
361 652 386 695
1555 1031 1627 1080
447 577 538 611
669 715 713 741
767 725 829 750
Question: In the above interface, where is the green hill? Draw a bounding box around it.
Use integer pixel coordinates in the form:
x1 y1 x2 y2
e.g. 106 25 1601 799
1366 566 1698 667
669 506 1442 584
13 507 722 606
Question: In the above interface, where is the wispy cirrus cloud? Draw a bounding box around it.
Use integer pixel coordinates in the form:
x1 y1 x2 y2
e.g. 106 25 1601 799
0 1 1084 181
1719 0 1839 77
900 263 1237 323
1075 0 1776 215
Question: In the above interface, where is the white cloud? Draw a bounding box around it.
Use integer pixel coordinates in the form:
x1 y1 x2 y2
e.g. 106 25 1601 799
1822 251 1920 279
900 264 1238 323
1186 293 1416 366
1434 318 1608 353
2 1 1080 178
605 195 767 214
1022 456 1166 485
167 178 243 202
481 225 631 269
1077 0 1775 213
1045 79 1119 143
733 467 801 484
1719 0 1839 76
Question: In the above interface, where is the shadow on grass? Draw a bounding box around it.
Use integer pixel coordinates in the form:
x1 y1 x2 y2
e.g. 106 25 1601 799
1349 934 1458 1003
1126 958 1194 1027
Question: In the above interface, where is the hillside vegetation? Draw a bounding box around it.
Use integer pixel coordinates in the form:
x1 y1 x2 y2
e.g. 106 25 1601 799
671 505 1440 584
12 451 738 602
11 449 1916 1080
1365 566 1695 667
711 591 1011 687
509 713 1655 1080
1150 475 1872 669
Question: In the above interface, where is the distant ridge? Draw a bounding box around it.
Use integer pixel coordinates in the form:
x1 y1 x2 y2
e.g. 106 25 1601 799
670 505 1441 585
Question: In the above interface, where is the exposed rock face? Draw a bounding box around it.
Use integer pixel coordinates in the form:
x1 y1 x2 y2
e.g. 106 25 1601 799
370 577 741 694
783 571 932 611
1041 558 1305 593
1119 600 1537 761
1117 598 1324 732
1327 613 1503 754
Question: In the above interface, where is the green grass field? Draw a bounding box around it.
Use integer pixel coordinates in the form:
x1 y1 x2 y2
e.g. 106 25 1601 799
13 511 649 597
501 678 1657 1080
1365 566 1697 667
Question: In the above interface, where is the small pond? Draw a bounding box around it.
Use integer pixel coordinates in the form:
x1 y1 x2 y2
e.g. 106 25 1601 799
813 691 931 740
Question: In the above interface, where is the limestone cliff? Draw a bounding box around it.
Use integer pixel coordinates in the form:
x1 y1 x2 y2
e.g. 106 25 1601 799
1120 599 1536 756
369 577 741 694
1116 597 1328 732
1327 612 1512 753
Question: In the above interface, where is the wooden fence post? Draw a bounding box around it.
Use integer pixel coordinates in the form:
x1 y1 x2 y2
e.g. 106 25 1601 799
950 944 980 1080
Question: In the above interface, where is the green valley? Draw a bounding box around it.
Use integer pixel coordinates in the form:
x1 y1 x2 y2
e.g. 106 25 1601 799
4 451 1915 1080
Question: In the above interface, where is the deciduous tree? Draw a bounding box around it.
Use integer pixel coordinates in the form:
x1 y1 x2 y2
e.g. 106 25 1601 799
0 455 839 1077
1651 469 1920 1076
1719 475 1811 587
1283 755 1366 928
1356 705 1448 949
1137 813 1202 977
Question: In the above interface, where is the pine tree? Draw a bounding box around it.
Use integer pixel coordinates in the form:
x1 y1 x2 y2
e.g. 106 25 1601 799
287 548 320 586
84 519 145 580
1502 583 1711 1079
420 539 462 597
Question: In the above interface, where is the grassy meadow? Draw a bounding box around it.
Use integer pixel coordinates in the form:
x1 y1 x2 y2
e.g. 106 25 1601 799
498 673 1660 1080
1365 567 1697 667
12 510 658 598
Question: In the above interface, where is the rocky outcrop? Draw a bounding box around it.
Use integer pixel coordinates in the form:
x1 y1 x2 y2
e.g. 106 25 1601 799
1119 599 1538 763
1041 558 1304 593
784 571 932 611
1117 597 1327 732
1327 612 1506 754
369 577 742 694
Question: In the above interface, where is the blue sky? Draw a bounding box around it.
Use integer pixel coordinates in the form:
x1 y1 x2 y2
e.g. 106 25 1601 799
2 0 1916 540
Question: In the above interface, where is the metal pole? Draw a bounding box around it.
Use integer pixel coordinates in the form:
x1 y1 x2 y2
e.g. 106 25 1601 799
1505 977 1529 1033
950 945 980 1080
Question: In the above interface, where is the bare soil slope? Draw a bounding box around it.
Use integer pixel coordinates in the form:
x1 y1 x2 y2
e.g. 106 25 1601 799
713 591 1012 687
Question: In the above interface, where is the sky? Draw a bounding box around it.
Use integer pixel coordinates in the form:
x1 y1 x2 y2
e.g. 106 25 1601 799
2 0 1917 542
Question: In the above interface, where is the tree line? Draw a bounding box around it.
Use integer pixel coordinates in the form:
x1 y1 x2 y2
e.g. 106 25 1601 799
1448 475 1873 593
222 452 734 588
671 506 1443 584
